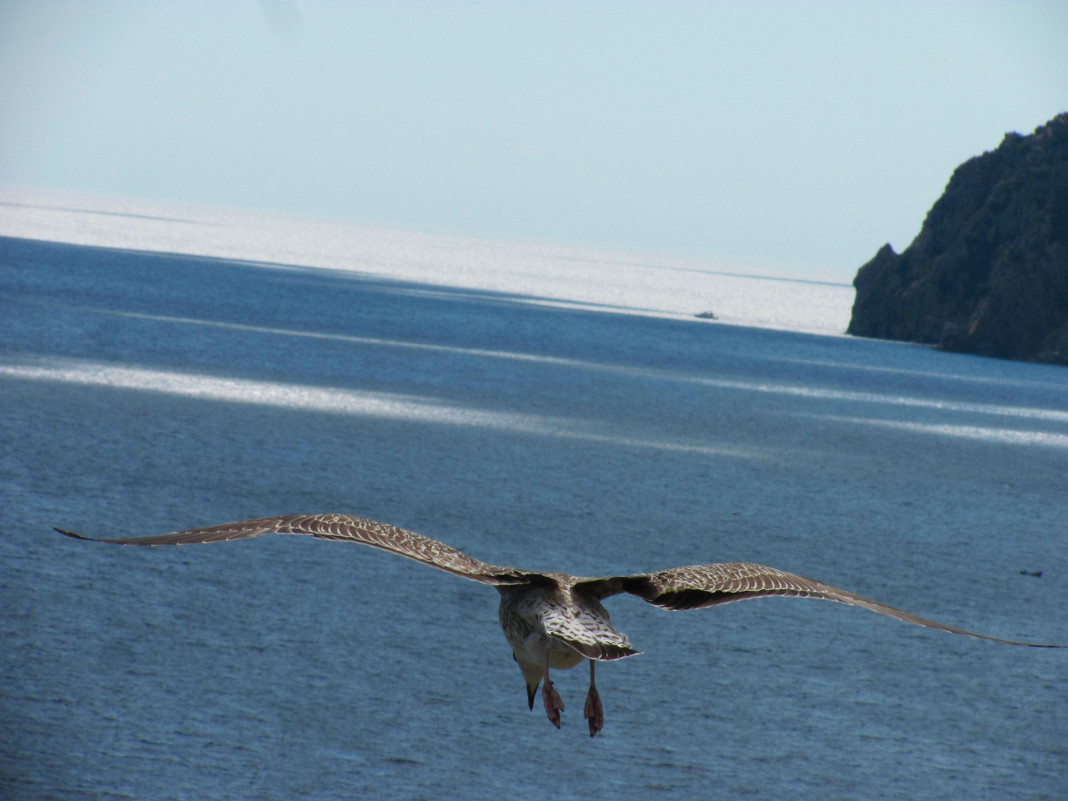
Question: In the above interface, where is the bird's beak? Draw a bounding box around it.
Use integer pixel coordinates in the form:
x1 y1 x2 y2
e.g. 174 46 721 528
526 682 539 710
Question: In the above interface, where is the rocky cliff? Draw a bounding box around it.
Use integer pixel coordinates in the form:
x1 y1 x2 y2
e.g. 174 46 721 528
847 113 1068 365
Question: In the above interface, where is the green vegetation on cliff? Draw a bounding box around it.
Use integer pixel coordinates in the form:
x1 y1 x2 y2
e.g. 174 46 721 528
848 113 1068 365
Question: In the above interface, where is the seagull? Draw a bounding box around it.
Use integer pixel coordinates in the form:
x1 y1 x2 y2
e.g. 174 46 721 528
55 513 1064 736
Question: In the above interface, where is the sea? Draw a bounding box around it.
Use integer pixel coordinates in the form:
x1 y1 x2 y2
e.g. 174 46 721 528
1 189 1066 801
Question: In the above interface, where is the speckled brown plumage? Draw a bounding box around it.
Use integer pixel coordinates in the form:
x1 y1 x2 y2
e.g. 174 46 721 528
56 513 1065 736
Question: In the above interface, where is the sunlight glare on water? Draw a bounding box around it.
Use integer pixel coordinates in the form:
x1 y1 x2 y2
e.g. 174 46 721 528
1 195 1065 801
0 187 856 334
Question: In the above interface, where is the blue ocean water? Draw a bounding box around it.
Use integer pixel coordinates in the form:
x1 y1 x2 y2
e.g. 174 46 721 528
1 231 1066 800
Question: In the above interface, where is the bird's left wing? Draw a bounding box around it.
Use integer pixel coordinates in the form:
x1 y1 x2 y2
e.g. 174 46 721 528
598 562 1064 648
56 514 533 586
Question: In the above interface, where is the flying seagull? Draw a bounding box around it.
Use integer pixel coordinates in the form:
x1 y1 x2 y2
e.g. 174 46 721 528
56 513 1064 737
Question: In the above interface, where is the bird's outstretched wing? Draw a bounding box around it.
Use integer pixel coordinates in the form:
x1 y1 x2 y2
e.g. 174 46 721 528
56 514 535 586
590 562 1063 648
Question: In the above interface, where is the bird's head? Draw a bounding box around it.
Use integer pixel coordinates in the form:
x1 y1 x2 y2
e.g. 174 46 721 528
513 651 543 710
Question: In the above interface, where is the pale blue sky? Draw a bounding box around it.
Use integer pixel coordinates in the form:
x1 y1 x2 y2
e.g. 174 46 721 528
2 1 1065 279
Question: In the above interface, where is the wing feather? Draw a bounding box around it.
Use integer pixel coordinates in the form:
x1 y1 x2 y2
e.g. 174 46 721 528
55 514 533 586
55 523 1065 649
618 562 1064 648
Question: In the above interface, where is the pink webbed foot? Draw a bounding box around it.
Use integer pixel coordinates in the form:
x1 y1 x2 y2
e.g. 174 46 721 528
584 660 604 737
542 679 565 729
583 684 604 737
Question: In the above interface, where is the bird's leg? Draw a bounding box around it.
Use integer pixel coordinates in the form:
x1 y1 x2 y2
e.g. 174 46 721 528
583 659 604 737
541 643 565 729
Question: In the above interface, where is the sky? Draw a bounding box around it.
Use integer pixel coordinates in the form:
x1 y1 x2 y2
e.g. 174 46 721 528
1 1 1066 280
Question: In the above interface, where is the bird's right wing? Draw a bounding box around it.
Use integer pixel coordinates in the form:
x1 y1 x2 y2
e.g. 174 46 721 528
56 514 535 586
605 562 1064 648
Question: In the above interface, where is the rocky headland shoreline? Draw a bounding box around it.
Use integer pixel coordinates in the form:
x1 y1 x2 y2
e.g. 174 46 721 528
847 113 1068 365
